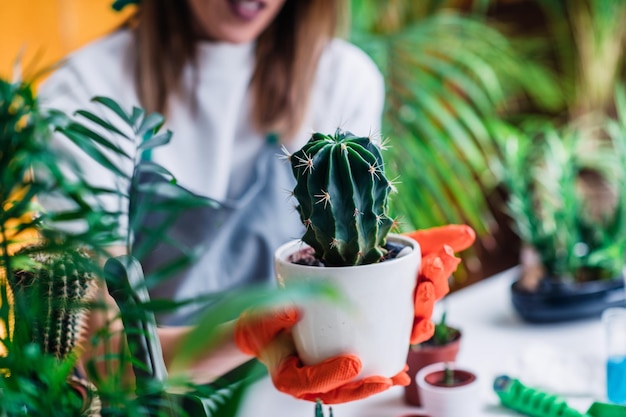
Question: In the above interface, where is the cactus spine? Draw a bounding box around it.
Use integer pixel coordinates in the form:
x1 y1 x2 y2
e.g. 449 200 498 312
289 129 395 266
10 245 96 359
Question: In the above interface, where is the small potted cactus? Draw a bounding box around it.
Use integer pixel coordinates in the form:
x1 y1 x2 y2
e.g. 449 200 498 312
9 244 97 359
404 311 462 406
5 244 100 415
416 362 480 417
275 129 421 380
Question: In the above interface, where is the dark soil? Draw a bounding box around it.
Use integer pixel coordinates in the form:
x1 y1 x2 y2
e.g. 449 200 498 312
289 241 406 267
425 369 476 388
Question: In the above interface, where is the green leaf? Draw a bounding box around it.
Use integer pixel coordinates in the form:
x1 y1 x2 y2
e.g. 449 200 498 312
130 106 145 128
59 127 129 178
62 122 131 158
91 96 132 124
137 112 166 138
138 131 173 151
74 109 130 139
169 282 342 373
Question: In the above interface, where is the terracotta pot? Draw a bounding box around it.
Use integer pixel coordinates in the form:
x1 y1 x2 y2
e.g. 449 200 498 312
416 362 480 417
274 234 421 380
403 331 461 406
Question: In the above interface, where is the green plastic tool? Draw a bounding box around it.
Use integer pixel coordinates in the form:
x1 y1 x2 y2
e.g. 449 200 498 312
493 375 626 417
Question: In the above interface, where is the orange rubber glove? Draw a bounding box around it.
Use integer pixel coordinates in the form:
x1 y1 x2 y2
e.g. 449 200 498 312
234 224 475 404
235 307 409 404
405 224 476 345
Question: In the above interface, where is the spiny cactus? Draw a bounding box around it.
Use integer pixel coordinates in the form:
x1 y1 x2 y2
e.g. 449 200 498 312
288 129 396 266
9 245 96 359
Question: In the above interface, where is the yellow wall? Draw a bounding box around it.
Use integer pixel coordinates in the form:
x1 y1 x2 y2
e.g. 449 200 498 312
0 0 134 81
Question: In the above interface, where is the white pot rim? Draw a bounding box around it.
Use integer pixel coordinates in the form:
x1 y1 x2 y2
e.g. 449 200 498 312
416 361 479 393
275 233 419 272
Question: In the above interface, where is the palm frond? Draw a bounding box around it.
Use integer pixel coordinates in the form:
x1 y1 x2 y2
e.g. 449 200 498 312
351 9 560 233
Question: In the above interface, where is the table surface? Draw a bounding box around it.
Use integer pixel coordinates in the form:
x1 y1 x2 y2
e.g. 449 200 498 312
236 267 610 417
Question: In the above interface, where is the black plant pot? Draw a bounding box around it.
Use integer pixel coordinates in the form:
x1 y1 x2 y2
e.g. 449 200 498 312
511 276 626 323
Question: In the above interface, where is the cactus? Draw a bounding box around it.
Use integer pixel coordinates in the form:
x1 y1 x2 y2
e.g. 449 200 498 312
9 245 96 359
288 129 395 266
315 399 334 417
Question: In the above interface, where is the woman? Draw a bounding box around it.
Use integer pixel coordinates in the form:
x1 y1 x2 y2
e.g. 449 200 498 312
39 0 474 403
41 0 383 323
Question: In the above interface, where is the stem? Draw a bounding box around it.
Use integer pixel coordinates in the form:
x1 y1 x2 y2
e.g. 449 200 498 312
444 363 455 386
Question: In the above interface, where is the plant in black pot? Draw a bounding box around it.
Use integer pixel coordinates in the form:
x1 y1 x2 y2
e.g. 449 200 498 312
496 89 626 322
275 129 422 382
404 311 461 406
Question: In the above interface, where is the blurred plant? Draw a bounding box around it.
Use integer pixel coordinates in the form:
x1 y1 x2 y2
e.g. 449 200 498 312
315 399 334 417
429 311 460 347
0 71 117 416
1 69 339 415
535 0 626 119
495 86 626 283
349 0 561 237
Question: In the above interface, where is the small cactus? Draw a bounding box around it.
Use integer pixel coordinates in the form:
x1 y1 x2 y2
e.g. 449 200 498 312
9 245 96 359
288 129 395 266
315 399 333 417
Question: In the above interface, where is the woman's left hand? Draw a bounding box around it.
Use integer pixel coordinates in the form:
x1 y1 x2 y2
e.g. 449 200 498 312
234 307 409 404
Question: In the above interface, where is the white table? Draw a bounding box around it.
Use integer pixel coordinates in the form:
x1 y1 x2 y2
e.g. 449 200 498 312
236 267 608 417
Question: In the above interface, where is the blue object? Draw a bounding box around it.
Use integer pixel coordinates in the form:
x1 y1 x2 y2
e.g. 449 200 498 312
607 356 626 404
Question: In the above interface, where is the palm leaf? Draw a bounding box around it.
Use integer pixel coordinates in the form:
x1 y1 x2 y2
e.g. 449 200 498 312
350 6 560 234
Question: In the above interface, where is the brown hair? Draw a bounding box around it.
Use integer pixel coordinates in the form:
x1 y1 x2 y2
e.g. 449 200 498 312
133 0 341 140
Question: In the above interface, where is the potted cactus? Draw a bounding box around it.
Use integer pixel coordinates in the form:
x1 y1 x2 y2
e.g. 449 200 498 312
9 244 97 359
404 311 462 406
5 245 99 414
416 362 480 417
274 129 421 380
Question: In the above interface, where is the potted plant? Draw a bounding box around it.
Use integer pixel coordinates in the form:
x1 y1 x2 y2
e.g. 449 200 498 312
0 75 281 416
0 71 128 415
416 361 480 417
404 310 461 406
275 129 421 380
496 91 626 322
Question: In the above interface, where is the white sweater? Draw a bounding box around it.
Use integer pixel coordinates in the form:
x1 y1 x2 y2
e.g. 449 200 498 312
40 30 384 209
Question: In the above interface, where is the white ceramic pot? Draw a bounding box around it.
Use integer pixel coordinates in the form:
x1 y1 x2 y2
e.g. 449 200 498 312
274 233 421 380
416 362 481 417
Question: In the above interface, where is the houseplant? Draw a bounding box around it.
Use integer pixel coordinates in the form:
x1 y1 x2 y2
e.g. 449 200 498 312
404 311 461 406
0 75 317 416
350 0 561 236
275 129 421 380
496 88 626 322
416 361 480 417
347 1 564 288
0 72 119 416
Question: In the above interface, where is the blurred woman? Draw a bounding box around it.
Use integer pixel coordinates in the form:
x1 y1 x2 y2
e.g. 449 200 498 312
39 0 386 390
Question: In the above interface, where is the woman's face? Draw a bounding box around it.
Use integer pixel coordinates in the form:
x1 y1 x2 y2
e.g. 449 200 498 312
188 0 288 43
